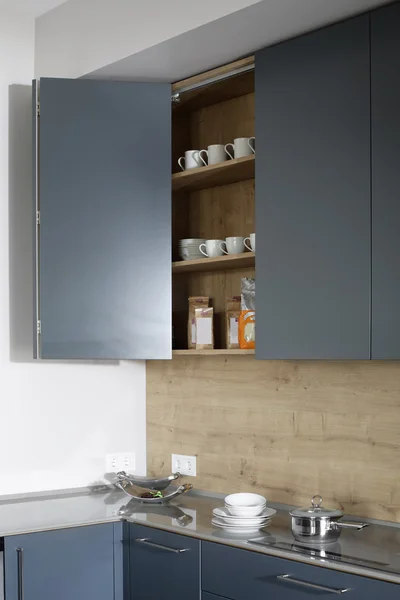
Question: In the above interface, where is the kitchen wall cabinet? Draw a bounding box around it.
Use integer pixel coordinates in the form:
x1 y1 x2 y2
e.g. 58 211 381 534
4 523 119 600
255 15 371 359
34 3 400 362
35 78 171 360
129 524 200 599
202 541 400 599
371 2 400 359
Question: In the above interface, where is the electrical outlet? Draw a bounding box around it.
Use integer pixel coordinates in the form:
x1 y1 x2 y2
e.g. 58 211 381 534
172 454 197 477
105 452 136 473
121 452 135 471
106 454 119 473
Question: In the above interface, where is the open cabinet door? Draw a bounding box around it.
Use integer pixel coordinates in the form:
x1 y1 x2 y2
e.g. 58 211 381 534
34 78 171 359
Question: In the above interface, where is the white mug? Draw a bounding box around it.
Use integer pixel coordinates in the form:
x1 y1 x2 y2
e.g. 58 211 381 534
244 233 256 252
225 137 255 159
199 144 228 166
199 240 225 258
220 236 246 255
178 150 202 171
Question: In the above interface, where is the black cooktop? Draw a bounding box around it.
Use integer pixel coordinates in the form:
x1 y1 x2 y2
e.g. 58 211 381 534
247 536 390 571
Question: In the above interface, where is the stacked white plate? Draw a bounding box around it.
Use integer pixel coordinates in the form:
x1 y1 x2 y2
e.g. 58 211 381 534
179 238 206 261
212 493 276 532
212 506 276 531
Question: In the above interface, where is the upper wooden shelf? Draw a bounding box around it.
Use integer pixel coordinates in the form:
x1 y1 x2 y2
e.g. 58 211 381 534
172 155 255 193
172 252 255 274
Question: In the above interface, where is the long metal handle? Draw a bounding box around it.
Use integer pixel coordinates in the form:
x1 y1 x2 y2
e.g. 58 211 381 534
332 521 369 531
135 538 189 554
16 548 24 600
277 574 350 594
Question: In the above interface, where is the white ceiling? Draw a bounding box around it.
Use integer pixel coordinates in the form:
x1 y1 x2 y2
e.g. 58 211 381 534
0 0 66 17
88 0 392 82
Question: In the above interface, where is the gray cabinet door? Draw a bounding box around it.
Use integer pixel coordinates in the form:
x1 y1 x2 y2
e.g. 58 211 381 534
36 78 171 359
255 16 371 359
129 524 200 599
371 3 400 359
4 524 117 600
202 542 400 600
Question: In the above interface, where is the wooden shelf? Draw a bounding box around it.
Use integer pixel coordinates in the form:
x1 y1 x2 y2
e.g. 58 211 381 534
172 252 255 274
172 155 255 193
172 349 255 356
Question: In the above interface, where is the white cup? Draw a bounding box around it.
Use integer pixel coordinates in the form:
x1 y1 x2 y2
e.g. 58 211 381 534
220 236 246 255
225 137 255 159
199 240 225 258
244 233 256 252
199 144 228 166
178 150 202 171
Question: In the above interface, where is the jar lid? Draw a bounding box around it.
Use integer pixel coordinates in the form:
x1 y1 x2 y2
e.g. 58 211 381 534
290 495 343 519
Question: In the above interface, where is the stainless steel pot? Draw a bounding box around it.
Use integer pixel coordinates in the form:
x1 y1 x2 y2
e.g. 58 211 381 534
290 495 369 544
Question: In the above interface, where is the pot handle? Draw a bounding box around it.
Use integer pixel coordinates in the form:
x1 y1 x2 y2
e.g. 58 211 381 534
332 521 369 531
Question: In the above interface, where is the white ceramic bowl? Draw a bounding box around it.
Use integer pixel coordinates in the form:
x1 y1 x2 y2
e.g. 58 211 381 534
225 493 267 508
225 505 266 517
224 493 267 517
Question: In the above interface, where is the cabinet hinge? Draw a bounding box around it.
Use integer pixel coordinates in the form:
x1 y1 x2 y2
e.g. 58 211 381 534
171 93 180 104
36 210 40 225
37 320 41 335
37 102 40 117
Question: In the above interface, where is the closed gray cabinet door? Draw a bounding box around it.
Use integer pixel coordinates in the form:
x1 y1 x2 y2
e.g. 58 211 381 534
255 15 371 359
371 3 400 359
4 524 116 600
37 78 171 359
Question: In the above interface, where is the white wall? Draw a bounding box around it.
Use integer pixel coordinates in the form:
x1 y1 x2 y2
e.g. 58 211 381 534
0 10 146 495
34 0 263 78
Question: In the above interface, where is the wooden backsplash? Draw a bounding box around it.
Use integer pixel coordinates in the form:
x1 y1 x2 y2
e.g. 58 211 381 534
147 357 400 522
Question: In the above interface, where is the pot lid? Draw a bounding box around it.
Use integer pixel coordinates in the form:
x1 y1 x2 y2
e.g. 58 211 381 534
290 495 343 519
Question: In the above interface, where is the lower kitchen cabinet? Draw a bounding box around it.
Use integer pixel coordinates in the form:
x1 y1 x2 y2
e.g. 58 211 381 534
202 541 399 599
4 523 119 600
129 524 200 599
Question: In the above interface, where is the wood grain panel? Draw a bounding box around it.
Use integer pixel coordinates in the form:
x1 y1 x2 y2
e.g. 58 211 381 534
147 358 400 522
190 93 255 150
189 179 254 240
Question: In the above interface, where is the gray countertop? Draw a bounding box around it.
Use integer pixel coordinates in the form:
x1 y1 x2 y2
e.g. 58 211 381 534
1 487 400 585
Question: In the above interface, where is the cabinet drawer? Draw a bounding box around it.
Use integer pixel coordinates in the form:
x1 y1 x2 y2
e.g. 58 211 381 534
130 524 200 599
202 542 399 599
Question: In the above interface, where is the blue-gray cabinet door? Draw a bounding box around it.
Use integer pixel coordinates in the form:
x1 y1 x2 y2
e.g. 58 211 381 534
371 3 400 358
255 15 371 359
202 541 400 599
4 523 118 600
129 524 200 599
35 78 171 360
